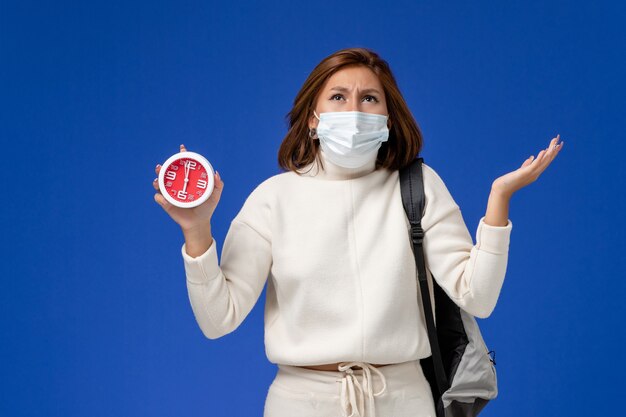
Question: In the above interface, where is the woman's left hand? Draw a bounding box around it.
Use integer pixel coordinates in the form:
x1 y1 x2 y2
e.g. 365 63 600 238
491 134 564 198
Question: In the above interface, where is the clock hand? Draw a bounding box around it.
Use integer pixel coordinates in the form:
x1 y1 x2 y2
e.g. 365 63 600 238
183 161 190 193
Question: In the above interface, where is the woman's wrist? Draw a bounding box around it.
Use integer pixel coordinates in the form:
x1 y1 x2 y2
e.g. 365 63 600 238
182 222 213 257
484 188 511 227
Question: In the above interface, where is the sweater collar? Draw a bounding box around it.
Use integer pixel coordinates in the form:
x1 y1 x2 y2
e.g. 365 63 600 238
297 147 379 180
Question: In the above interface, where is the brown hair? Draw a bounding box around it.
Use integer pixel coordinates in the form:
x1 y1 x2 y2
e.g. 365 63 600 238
277 47 424 174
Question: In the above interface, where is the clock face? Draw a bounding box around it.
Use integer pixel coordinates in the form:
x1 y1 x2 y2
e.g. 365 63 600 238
158 151 215 208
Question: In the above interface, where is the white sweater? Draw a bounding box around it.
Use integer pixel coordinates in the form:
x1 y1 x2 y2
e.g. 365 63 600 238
181 148 513 366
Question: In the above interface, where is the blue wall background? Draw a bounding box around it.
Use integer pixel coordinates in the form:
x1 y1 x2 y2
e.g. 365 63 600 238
2 1 624 416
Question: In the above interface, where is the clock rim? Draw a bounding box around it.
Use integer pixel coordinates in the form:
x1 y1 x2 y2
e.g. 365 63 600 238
158 151 215 208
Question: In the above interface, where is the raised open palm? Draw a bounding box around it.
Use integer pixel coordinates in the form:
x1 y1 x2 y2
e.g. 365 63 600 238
492 134 564 197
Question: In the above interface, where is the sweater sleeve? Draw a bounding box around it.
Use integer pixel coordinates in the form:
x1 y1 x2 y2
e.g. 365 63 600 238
421 163 513 319
180 182 273 339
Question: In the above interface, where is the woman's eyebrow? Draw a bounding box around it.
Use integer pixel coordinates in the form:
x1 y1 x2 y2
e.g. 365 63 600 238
329 86 350 93
360 88 382 95
329 86 382 95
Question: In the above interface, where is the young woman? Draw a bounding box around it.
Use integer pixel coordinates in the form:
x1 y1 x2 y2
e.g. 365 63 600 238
152 47 563 417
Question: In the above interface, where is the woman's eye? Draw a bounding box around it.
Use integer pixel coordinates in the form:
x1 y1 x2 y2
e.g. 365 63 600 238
330 94 344 101
363 95 379 103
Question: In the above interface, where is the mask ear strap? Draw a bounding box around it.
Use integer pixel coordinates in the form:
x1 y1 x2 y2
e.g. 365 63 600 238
313 110 321 121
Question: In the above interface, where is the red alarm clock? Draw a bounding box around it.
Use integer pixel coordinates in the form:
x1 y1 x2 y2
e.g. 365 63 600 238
158 151 215 208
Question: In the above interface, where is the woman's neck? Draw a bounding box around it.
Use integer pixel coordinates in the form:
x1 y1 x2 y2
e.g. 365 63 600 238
297 148 379 181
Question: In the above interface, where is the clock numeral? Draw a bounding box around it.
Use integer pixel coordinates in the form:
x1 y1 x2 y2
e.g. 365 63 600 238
187 161 197 170
165 171 176 180
197 179 207 189
177 190 188 200
171 165 179 171
196 191 202 195
200 172 207 179
166 181 173 187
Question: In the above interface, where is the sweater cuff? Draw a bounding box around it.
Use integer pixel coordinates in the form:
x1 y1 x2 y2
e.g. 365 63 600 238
476 216 513 255
181 238 222 283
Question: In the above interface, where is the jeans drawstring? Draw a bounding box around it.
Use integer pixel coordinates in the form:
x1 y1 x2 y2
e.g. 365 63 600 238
335 362 388 417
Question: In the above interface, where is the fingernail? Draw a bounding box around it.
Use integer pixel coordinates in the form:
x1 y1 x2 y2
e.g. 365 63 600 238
156 164 161 168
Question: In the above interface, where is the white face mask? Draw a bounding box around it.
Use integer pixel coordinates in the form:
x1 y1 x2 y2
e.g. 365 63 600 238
314 110 390 169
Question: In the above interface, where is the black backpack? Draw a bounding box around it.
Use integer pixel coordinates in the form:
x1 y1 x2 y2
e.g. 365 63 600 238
399 157 498 417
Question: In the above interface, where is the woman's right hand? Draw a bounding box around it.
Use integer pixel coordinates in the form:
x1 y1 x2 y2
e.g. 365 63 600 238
152 144 224 233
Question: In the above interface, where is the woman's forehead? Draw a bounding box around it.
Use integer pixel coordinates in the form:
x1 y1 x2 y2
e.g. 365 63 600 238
323 66 383 90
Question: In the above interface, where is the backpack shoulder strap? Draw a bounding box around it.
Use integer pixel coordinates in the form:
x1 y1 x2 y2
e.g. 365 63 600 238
399 157 450 396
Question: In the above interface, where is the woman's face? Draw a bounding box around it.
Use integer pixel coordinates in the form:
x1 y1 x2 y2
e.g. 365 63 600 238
308 65 389 131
